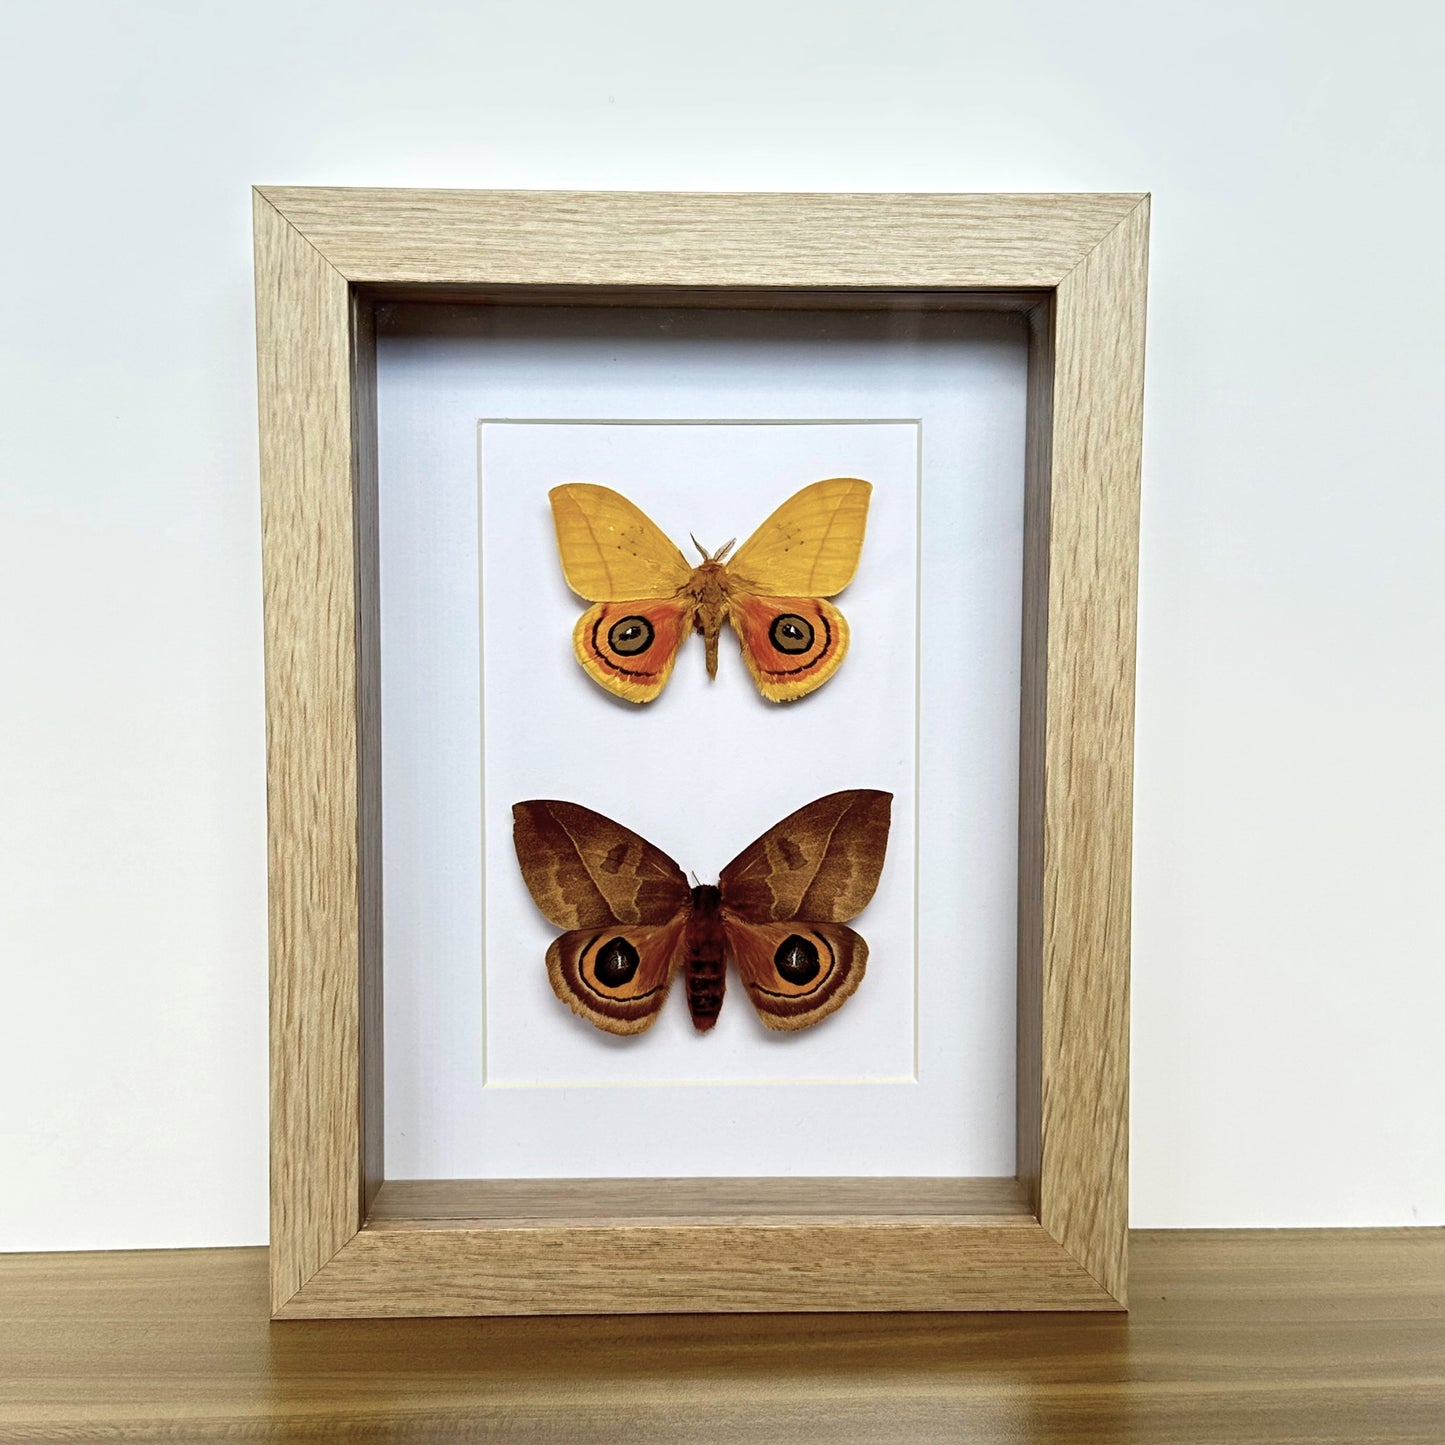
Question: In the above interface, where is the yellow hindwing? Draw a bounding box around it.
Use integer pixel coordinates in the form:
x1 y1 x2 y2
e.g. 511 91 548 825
727 478 871 597
549 483 692 602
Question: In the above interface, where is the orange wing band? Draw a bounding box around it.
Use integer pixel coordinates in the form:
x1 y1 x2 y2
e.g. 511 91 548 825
547 921 686 1035
728 594 849 703
573 597 693 703
725 917 868 1031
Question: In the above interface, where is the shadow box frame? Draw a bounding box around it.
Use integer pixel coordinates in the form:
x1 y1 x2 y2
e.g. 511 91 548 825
254 186 1148 1319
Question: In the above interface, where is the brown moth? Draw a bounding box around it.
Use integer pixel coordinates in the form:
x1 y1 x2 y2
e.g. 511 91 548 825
512 790 892 1035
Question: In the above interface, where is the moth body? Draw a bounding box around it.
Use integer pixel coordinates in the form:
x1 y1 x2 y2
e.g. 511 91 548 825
684 558 732 681
683 883 727 1031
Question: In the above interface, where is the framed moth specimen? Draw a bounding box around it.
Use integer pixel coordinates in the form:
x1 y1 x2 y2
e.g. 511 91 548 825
256 186 1148 1318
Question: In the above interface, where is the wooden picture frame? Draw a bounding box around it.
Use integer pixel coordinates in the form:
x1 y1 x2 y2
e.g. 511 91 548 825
255 187 1148 1318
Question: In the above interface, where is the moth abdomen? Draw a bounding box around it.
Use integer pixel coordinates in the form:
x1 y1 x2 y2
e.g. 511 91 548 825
684 954 726 1031
685 884 727 1031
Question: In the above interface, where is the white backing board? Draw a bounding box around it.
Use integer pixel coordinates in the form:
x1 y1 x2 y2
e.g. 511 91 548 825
377 304 1026 1178
481 420 919 1085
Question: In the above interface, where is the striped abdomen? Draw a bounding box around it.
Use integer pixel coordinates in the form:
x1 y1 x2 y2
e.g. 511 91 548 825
685 884 727 1030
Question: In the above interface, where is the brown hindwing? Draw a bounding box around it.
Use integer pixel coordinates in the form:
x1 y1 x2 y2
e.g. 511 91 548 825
547 920 687 1035
726 919 868 1032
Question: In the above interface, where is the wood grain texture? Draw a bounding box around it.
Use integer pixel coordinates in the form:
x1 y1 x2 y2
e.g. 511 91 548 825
1017 294 1055 1219
254 194 367 1311
1 1232 1441 1442
284 1221 1110 1318
351 290 384 1219
367 1176 1032 1226
257 186 1149 1317
259 187 1145 288
296 1176 1098 1316
1036 196 1150 1303
361 283 1049 310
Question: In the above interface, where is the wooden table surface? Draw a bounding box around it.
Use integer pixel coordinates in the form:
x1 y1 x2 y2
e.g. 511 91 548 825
1 1230 1441 1443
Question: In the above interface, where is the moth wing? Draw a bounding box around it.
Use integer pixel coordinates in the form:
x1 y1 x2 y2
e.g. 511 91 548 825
727 478 871 597
573 597 694 704
728 592 848 703
726 918 867 1032
718 790 892 924
512 800 691 928
549 483 693 602
548 920 688 1035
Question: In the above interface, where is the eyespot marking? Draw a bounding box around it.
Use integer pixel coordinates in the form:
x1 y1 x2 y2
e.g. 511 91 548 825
769 613 814 655
773 934 821 985
608 616 654 655
594 936 640 987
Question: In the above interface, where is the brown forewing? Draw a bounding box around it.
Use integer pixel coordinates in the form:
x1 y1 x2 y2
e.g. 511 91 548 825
512 801 690 929
718 790 892 924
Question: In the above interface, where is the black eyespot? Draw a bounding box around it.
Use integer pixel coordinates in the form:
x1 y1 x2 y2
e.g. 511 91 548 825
768 613 814 655
773 934 820 985
607 616 654 656
594 937 640 988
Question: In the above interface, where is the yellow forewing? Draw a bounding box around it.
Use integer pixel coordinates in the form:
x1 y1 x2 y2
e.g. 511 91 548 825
727 478 871 597
549 483 692 602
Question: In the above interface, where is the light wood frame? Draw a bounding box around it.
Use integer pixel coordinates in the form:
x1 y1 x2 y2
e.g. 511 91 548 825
255 187 1148 1319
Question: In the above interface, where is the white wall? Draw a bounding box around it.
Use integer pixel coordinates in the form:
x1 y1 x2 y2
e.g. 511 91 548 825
2 0 1441 1249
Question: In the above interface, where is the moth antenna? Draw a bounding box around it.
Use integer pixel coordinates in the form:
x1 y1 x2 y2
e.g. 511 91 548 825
690 533 711 563
715 537 737 563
